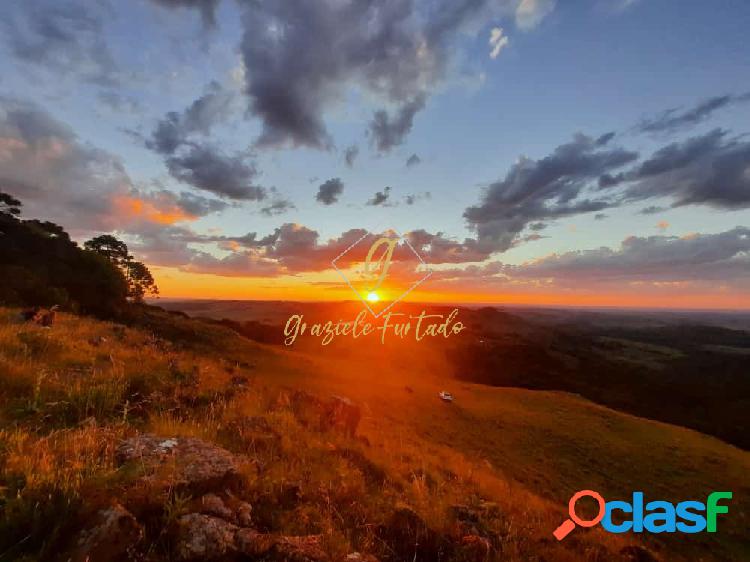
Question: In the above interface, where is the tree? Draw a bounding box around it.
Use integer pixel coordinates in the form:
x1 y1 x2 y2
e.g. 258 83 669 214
84 235 159 302
0 196 129 316
84 235 130 266
0 192 22 216
126 260 159 302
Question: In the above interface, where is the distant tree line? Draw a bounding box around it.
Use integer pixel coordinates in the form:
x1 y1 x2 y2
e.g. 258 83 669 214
0 192 158 317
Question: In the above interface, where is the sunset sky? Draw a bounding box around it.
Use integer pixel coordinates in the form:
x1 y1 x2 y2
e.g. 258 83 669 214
0 0 749 308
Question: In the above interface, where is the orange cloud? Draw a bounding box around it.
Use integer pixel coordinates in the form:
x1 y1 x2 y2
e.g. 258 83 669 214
115 195 197 225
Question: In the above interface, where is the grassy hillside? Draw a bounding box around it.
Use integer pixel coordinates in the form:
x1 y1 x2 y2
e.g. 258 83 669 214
0 307 747 561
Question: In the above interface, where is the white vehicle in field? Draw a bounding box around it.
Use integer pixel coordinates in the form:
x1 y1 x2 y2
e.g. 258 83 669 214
438 391 454 402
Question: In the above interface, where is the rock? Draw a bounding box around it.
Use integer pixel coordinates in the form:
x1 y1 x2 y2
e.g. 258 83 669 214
69 503 143 562
236 501 253 527
173 512 328 562
271 535 328 561
201 493 235 521
235 528 278 557
116 434 241 493
460 535 491 561
175 514 238 561
322 395 361 436
620 545 659 562
235 530 327 560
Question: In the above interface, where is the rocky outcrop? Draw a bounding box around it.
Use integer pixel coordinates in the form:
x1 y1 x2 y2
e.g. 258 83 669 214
173 513 327 561
68 503 143 562
175 513 238 561
116 434 241 493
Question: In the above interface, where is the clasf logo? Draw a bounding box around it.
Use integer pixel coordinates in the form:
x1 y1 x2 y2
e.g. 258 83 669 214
553 490 733 540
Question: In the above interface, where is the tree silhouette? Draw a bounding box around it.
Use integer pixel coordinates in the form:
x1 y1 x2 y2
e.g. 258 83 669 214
0 193 129 316
0 192 22 216
85 235 159 302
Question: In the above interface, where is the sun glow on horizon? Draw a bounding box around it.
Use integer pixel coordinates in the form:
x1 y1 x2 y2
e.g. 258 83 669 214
366 291 380 303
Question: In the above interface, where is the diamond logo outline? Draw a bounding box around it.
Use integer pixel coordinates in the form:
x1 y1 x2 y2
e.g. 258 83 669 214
331 229 433 318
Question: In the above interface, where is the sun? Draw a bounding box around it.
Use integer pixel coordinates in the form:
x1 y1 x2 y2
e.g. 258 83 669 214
366 291 379 303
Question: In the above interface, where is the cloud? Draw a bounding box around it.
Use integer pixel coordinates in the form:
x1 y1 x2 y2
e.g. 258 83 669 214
148 0 221 28
0 1 121 87
344 145 359 168
406 153 422 167
636 93 750 135
172 191 230 216
429 227 750 293
624 128 750 209
515 0 556 30
260 197 295 216
147 81 235 155
655 220 669 231
463 132 638 253
593 213 607 221
165 144 267 201
404 192 431 205
0 97 212 234
0 96 130 231
97 91 142 114
639 205 665 215
405 229 490 263
508 227 750 285
369 94 426 153
489 27 509 59
316 178 344 205
367 186 392 206
237 0 518 150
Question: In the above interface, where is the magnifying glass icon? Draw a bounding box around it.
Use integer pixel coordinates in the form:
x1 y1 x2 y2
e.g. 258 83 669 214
553 490 606 541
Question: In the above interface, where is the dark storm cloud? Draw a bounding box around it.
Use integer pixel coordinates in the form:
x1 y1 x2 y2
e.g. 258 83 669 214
406 153 422 167
165 144 266 201
344 145 359 168
636 93 750 135
0 1 121 87
148 0 221 28
316 178 344 205
367 186 392 206
463 133 639 253
624 128 750 209
147 82 234 155
369 94 426 153
237 0 516 150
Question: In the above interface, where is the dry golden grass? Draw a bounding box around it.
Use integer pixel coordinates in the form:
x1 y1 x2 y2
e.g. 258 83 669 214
0 307 747 561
